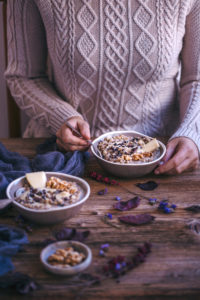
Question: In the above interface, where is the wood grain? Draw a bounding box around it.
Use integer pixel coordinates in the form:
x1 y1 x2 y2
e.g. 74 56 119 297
0 138 200 300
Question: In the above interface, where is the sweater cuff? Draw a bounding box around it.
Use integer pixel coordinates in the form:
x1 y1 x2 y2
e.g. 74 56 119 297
169 125 200 152
49 106 82 134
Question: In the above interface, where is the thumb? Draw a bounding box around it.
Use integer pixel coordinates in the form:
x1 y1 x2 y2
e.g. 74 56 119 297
162 139 179 163
78 120 91 140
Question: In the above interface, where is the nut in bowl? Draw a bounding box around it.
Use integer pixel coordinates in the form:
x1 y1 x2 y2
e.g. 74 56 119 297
6 172 90 224
40 240 92 276
91 130 166 178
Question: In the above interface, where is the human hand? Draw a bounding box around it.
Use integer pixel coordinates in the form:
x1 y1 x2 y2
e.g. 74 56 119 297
56 116 91 151
154 137 199 175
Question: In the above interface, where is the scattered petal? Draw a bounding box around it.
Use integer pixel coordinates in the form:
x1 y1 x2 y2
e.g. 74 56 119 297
0 272 38 294
188 219 200 235
163 207 174 214
115 263 121 270
91 211 99 215
136 181 158 191
119 214 155 225
97 188 108 195
115 196 121 201
107 213 113 220
113 197 140 211
102 242 152 278
88 172 119 185
99 249 105 257
170 204 177 209
101 243 110 250
148 198 157 205
184 205 200 213
55 227 90 242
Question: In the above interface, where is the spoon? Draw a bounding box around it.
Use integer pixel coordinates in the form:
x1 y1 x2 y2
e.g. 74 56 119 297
65 121 92 145
0 198 13 213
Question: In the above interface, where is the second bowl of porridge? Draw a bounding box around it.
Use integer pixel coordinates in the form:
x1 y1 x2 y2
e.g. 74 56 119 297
91 130 166 178
6 172 90 224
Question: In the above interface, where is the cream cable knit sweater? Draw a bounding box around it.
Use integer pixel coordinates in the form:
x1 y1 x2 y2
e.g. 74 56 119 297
5 0 200 149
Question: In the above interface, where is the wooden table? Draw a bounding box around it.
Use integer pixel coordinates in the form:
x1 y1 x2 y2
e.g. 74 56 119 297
1 138 200 300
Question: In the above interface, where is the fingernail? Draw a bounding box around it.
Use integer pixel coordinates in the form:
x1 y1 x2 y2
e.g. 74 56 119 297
154 169 160 175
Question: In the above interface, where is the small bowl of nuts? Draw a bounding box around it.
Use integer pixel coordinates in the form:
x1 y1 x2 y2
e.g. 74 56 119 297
40 240 92 276
91 130 166 178
6 172 90 224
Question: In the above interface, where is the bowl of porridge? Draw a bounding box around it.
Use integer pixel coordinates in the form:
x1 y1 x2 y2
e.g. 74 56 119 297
6 172 90 224
91 130 166 178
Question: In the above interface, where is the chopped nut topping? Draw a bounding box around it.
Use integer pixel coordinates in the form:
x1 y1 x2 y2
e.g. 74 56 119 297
47 246 86 267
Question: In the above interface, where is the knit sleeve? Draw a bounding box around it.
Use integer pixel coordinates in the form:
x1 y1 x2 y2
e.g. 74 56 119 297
5 0 82 135
170 0 200 150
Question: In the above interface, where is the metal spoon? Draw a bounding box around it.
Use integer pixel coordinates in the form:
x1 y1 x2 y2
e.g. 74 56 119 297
65 121 92 145
0 198 12 213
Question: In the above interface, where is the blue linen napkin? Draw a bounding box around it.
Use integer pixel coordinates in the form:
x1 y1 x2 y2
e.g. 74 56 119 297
0 136 89 199
0 225 28 276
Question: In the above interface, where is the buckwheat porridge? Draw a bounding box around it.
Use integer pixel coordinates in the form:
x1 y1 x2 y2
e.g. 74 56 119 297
15 176 81 210
97 135 161 164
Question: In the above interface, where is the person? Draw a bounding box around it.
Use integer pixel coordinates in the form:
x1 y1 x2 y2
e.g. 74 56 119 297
5 0 200 175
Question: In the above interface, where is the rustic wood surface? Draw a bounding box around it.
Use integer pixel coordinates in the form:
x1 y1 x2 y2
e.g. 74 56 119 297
0 138 200 300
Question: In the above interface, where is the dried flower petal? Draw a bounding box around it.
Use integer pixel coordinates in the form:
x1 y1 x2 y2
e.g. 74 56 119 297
188 219 200 235
97 188 108 195
136 181 158 191
88 172 119 185
113 197 140 211
55 227 90 242
107 213 113 219
158 201 177 214
99 249 105 257
102 242 152 278
184 205 200 213
119 214 155 225
101 243 110 249
0 272 38 294
148 198 157 205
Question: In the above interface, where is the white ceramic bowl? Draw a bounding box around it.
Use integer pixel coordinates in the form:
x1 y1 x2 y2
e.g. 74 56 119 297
91 130 166 178
6 172 90 224
40 240 92 276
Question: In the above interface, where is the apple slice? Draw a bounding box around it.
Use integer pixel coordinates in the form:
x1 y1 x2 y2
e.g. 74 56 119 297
142 138 160 153
26 171 47 189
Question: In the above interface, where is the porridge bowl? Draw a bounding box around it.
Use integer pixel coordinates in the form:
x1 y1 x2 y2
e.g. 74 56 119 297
91 130 166 178
6 172 90 224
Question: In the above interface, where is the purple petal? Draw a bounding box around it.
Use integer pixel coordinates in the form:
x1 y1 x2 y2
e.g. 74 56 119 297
73 230 90 242
55 228 75 240
119 214 155 225
136 181 158 191
97 188 108 195
184 205 200 213
55 227 90 242
113 197 140 211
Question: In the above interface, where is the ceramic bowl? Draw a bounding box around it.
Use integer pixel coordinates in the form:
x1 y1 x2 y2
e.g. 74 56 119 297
6 172 90 224
91 130 166 178
40 240 92 276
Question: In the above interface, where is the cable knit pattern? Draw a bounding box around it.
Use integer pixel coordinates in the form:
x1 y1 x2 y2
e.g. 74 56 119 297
4 0 200 151
96 0 128 134
77 0 97 122
52 0 77 106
